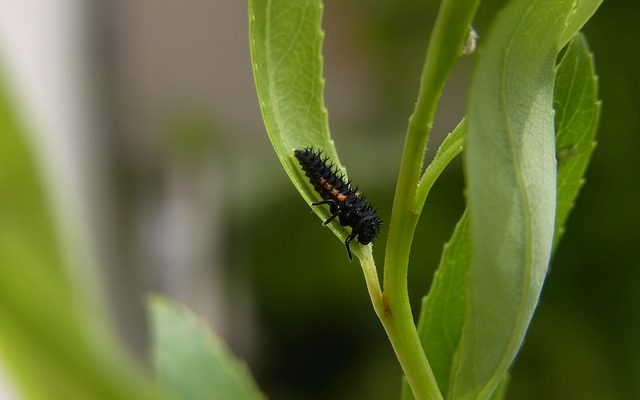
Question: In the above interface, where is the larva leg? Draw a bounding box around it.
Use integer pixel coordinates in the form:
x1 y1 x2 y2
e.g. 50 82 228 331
344 231 358 261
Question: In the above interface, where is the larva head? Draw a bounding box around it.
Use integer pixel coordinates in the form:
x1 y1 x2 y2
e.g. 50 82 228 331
356 215 383 245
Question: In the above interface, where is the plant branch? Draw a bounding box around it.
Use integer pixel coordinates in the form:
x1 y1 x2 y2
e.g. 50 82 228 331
379 0 479 398
415 119 466 213
358 250 384 315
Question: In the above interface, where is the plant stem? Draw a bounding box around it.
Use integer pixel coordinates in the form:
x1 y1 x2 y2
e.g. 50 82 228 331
359 250 384 314
415 119 466 213
380 1 479 399
360 252 442 400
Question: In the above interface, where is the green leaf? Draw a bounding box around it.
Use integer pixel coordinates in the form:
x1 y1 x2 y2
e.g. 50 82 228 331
249 0 364 253
0 76 162 399
249 0 329 154
458 0 576 398
559 0 603 48
407 35 600 400
553 33 600 247
487 374 510 400
407 10 601 400
401 211 471 400
149 296 264 400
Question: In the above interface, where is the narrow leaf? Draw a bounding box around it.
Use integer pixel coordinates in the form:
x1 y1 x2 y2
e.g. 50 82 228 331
149 296 263 400
249 0 371 257
553 33 600 247
457 0 576 398
404 212 471 400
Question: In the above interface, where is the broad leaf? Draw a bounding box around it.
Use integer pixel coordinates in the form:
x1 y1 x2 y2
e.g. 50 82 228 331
149 297 263 400
407 33 600 400
406 2 601 400
458 0 581 397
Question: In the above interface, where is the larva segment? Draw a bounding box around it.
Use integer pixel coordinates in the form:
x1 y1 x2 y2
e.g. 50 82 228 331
294 147 383 260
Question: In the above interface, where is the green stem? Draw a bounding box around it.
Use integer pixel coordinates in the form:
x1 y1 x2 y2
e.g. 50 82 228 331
380 1 479 399
358 250 384 315
360 254 442 400
415 119 466 213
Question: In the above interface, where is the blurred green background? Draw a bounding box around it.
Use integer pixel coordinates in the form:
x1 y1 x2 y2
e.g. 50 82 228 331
0 0 638 399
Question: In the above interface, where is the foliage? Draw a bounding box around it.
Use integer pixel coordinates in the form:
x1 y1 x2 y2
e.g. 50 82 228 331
0 77 163 400
0 0 602 399
149 297 264 400
250 0 601 399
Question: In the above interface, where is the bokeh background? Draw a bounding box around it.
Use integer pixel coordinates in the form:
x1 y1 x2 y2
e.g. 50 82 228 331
0 0 638 399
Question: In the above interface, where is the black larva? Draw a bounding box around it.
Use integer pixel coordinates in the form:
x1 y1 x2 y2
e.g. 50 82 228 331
294 147 383 260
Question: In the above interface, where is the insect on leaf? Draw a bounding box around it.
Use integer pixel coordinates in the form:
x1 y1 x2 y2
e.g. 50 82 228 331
249 0 375 259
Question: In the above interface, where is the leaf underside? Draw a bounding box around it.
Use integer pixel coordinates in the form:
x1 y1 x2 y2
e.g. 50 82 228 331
408 1 601 400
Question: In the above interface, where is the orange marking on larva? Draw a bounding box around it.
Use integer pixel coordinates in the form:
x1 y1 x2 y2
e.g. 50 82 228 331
319 177 348 202
334 191 348 202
